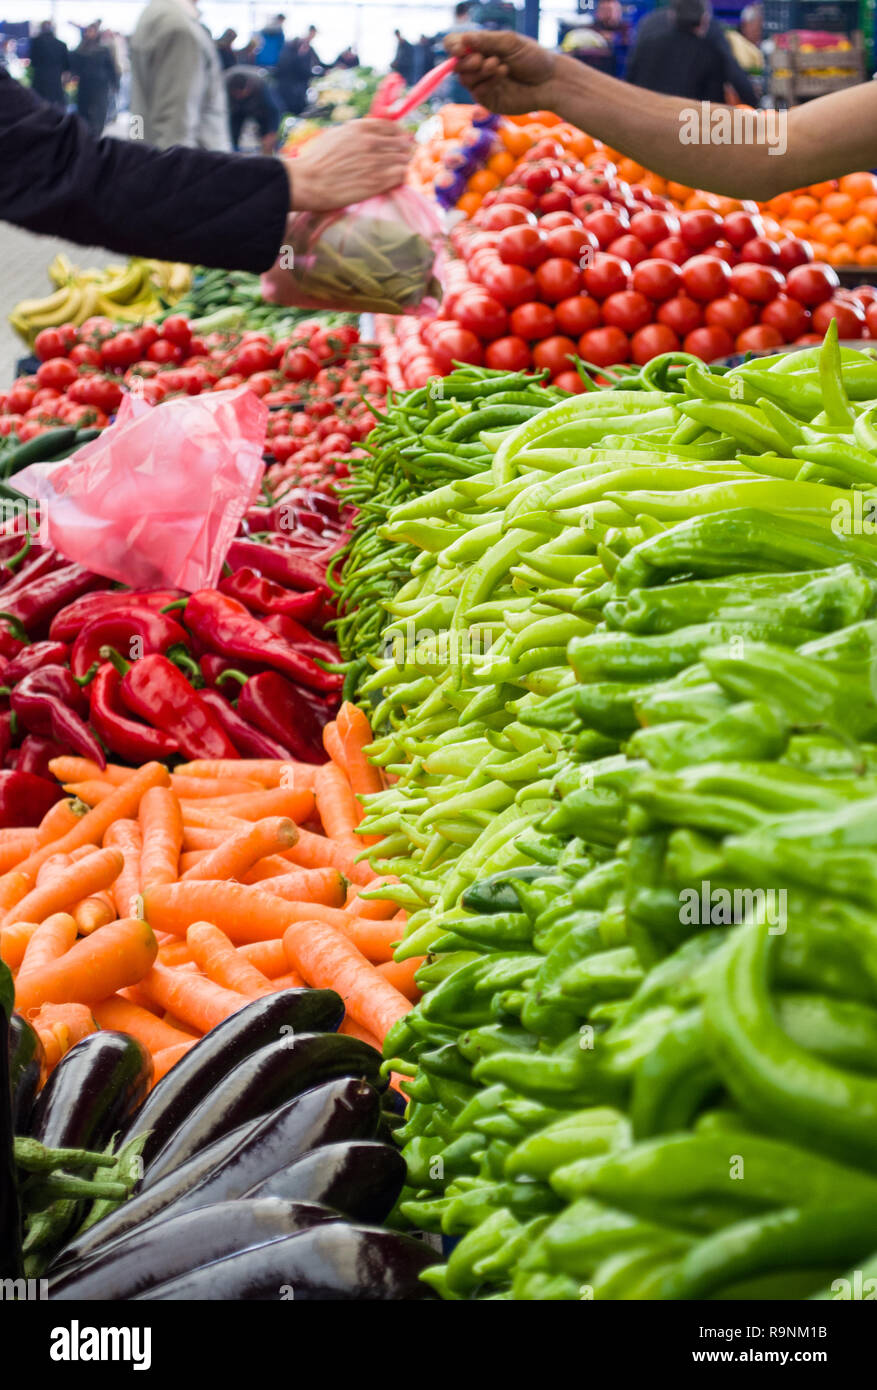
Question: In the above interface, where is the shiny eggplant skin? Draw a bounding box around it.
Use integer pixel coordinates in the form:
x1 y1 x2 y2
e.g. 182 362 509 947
8 1015 42 1134
125 989 344 1172
136 1223 437 1300
48 1113 267 1273
145 1033 384 1186
48 1199 338 1300
246 1141 406 1224
29 1031 151 1151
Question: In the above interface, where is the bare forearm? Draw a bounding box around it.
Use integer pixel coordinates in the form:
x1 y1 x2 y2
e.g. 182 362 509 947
544 56 877 200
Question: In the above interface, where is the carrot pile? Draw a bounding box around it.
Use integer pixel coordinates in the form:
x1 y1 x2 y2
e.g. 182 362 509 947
0 704 419 1089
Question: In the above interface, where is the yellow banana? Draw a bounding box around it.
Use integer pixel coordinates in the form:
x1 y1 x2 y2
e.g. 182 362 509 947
98 262 147 305
71 284 100 327
12 284 75 319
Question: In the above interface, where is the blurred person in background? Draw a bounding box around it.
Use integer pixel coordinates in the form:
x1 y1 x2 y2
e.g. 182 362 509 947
216 28 238 70
225 64 281 152
626 0 726 103
255 14 285 68
275 25 323 115
392 29 415 84
237 37 260 64
130 0 229 149
445 1 480 103
335 46 360 69
626 0 759 105
727 4 765 76
71 21 118 134
413 34 435 83
28 21 70 108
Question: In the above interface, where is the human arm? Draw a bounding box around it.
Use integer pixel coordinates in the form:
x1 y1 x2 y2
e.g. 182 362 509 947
445 29 877 200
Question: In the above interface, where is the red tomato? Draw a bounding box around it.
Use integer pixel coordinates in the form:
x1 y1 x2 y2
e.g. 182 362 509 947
630 322 681 365
510 302 556 340
702 240 739 266
729 261 785 305
739 237 781 268
853 285 877 305
454 290 508 341
539 211 581 231
681 254 732 303
246 371 277 396
236 342 275 376
283 348 320 381
69 344 102 368
431 326 484 374
481 262 540 307
572 194 611 220
214 374 246 390
629 209 680 247
721 211 765 249
271 436 297 463
484 336 531 371
160 315 192 348
582 208 630 248
777 238 813 274
584 253 630 301
657 295 703 336
517 162 557 196
478 203 535 232
6 383 38 414
578 325 629 367
785 263 840 307
146 339 183 365
544 226 597 264
539 185 574 214
683 325 734 361
535 257 582 303
651 235 690 265
494 187 538 212
88 376 124 412
100 331 143 370
31 387 61 408
735 324 784 352
602 290 653 334
548 370 585 393
607 234 648 267
0 417 23 435
33 328 71 362
532 335 578 376
36 358 78 391
554 295 601 337
812 297 865 339
760 295 810 341
867 302 877 338
497 224 547 268
631 258 683 302
136 324 160 352
679 210 723 251
704 294 755 336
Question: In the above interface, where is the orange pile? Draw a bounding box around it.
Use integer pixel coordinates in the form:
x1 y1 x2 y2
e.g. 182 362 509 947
760 172 877 267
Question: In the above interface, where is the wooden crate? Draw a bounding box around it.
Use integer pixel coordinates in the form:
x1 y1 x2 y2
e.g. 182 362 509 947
769 30 864 102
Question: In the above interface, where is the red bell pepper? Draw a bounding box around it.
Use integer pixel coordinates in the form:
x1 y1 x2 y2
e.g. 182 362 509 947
198 688 296 759
180 590 341 694
10 665 106 768
236 670 326 764
260 612 340 666
88 663 180 763
1 641 70 687
224 539 328 594
15 736 65 781
49 589 186 642
70 607 189 680
0 564 103 635
217 569 323 624
0 770 63 827
104 650 238 761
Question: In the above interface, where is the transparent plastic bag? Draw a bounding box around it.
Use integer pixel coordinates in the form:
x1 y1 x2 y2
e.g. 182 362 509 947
261 186 444 317
15 385 266 592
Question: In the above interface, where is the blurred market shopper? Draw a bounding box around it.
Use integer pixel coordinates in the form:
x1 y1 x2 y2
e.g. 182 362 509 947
255 14 286 68
275 26 323 117
28 21 70 109
71 22 118 136
0 67 413 272
446 28 877 197
216 28 239 72
225 65 281 154
625 0 758 106
130 0 229 149
626 0 724 104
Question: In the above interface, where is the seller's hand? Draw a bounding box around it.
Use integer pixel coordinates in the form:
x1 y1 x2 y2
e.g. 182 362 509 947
284 118 414 211
444 30 563 115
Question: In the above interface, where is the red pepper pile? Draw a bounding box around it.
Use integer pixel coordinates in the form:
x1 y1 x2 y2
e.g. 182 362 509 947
0 487 349 825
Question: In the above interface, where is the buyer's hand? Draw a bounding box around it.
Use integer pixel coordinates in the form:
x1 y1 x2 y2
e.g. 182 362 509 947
285 118 414 211
444 30 562 116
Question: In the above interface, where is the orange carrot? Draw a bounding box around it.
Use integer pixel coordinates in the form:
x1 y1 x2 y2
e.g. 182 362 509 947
278 762 319 792
49 757 132 785
314 761 359 842
170 775 263 799
186 921 274 997
0 868 33 918
31 1002 96 1073
337 701 385 801
281 827 374 886
103 819 142 919
242 854 302 882
283 917 411 1043
376 956 424 1003
338 1014 382 1050
158 939 194 967
139 786 183 891
322 721 347 771
18 913 77 980
0 829 39 871
181 821 251 852
9 762 170 882
179 851 208 873
73 891 116 934
270 970 306 990
13 917 158 1014
5 847 123 928
255 866 347 908
137 961 249 1032
149 1040 196 1085
35 799 87 849
161 1012 200 1037
35 852 72 888
62 780 116 805
181 817 298 883
174 759 316 787
181 787 316 827
345 877 401 919
0 921 38 970
92 995 196 1052
237 940 287 977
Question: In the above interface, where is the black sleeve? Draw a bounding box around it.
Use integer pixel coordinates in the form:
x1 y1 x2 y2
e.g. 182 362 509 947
0 68 289 272
707 23 759 106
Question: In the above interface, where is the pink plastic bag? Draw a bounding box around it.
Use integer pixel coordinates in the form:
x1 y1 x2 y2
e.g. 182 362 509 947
261 187 444 317
15 386 266 592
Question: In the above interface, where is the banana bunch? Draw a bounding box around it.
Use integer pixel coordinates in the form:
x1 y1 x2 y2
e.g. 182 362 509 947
10 256 193 345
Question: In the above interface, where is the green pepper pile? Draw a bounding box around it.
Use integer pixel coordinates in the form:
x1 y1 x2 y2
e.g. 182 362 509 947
349 326 877 1299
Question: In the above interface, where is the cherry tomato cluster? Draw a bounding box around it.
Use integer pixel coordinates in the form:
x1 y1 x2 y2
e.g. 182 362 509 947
395 146 875 383
0 317 388 477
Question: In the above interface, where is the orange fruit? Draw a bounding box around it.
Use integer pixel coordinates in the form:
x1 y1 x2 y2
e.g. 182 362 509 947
566 132 596 159
858 244 877 266
760 215 781 238
640 172 667 195
499 123 532 156
487 150 515 179
826 241 855 266
666 181 694 205
789 194 820 221
858 196 877 222
809 180 838 199
617 157 645 183
456 191 483 216
685 191 719 211
768 192 793 218
809 211 834 232
468 168 500 194
822 191 855 222
839 171 877 200
819 220 846 245
846 214 875 247
808 240 830 261
782 218 812 239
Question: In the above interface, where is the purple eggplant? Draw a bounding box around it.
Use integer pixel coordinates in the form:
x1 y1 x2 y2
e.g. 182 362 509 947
125 988 344 1174
8 1014 42 1134
144 1033 384 1187
136 1224 437 1300
29 1031 151 1152
48 1199 338 1300
245 1141 406 1224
